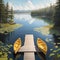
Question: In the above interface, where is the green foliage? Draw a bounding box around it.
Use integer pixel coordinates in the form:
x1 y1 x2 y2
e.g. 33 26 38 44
0 0 6 23
0 0 14 23
53 0 60 26
5 2 9 22
31 5 55 20
10 7 14 20
0 41 12 59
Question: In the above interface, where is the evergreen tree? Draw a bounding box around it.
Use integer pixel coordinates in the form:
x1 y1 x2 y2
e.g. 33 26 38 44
5 2 9 22
10 7 14 20
9 6 14 23
53 0 60 26
0 0 5 23
0 0 14 23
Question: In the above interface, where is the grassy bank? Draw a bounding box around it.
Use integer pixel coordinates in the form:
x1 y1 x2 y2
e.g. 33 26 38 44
0 23 23 34
34 25 53 35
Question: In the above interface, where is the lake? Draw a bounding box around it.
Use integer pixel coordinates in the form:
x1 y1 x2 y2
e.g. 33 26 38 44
1 13 60 60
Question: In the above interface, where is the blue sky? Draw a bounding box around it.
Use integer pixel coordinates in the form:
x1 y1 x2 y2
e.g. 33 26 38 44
4 0 57 10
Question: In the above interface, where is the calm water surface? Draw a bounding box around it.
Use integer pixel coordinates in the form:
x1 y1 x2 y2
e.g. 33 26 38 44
4 13 60 60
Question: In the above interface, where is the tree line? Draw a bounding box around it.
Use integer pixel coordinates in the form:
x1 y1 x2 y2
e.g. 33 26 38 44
31 0 60 27
31 4 54 19
0 0 14 23
53 0 60 27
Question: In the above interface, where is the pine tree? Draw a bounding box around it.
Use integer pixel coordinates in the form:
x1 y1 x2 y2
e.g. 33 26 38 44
10 7 14 20
53 0 60 27
9 6 14 24
0 0 5 23
0 0 14 23
5 2 9 22
0 0 2 22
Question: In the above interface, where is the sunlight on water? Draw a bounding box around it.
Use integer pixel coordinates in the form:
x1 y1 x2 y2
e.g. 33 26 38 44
14 13 35 24
14 13 48 26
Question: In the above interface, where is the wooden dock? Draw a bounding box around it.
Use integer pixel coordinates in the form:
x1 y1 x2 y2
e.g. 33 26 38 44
24 52 35 60
18 35 36 60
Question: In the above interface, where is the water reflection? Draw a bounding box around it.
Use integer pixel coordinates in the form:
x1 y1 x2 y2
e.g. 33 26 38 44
0 33 7 43
14 13 48 26
37 52 46 60
0 13 60 60
14 13 35 24
14 52 24 60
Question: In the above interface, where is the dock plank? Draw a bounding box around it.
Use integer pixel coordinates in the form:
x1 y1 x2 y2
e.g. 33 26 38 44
24 35 35 60
18 35 36 60
24 52 35 60
18 35 36 52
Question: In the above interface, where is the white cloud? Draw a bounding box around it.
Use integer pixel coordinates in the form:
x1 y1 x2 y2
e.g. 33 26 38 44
8 1 41 10
9 0 57 10
26 1 36 10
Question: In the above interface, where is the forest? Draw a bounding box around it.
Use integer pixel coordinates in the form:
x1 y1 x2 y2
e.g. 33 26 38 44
0 0 14 24
31 0 60 27
0 0 20 34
